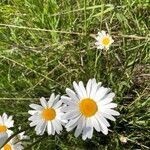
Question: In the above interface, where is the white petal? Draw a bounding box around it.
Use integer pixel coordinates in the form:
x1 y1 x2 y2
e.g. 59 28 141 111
101 30 106 36
82 118 93 140
5 116 14 128
73 81 83 99
6 130 13 137
95 114 108 135
35 120 45 135
13 143 23 150
103 109 120 116
52 95 60 106
105 45 110 50
29 104 43 110
66 88 79 103
103 103 117 109
97 45 104 49
97 113 110 127
66 115 81 128
40 97 48 108
48 93 56 107
47 121 52 135
53 101 62 109
30 121 38 127
78 81 87 97
66 122 78 132
94 87 111 102
90 81 98 99
52 120 62 134
2 113 7 122
97 82 102 90
28 110 37 115
55 109 67 124
91 116 101 132
86 79 92 97
63 110 80 120
28 112 40 121
39 122 47 135
111 39 114 43
61 105 78 113
29 115 41 127
100 93 115 105
98 32 102 36
61 96 77 105
101 112 116 121
95 42 100 45
87 119 93 139
74 116 85 137
51 121 55 135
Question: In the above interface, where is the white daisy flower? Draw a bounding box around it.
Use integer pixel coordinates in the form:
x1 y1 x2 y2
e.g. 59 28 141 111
0 113 14 146
1 139 23 150
28 94 67 135
61 78 120 140
95 30 114 50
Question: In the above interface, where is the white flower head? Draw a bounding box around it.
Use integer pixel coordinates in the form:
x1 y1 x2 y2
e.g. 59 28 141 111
1 130 29 150
61 78 120 140
28 94 67 135
95 30 114 50
1 138 23 150
0 113 14 146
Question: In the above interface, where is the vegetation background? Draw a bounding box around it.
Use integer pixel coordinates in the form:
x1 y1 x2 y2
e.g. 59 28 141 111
0 0 149 149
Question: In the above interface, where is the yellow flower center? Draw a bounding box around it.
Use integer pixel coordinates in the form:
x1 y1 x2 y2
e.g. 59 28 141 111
79 98 98 117
42 108 56 121
0 125 7 132
3 144 12 150
102 36 110 46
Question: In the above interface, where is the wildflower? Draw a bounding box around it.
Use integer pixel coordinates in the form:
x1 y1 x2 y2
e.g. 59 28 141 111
1 131 28 150
28 94 67 135
95 30 114 50
0 113 14 146
1 139 23 150
61 78 120 140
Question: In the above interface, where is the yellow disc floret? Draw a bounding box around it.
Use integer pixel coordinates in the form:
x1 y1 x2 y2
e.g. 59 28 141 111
79 98 98 117
3 144 12 150
0 125 7 132
102 36 110 46
42 108 56 121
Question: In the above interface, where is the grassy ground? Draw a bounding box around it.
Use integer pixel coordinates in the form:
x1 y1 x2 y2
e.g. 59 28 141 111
0 0 150 149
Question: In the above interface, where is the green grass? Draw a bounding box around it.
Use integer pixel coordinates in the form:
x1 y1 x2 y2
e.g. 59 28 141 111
0 0 150 149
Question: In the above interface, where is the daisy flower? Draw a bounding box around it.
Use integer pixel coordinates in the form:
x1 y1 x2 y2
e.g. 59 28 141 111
1 139 23 150
95 30 114 50
61 78 120 140
28 94 67 135
0 131 27 150
0 113 14 146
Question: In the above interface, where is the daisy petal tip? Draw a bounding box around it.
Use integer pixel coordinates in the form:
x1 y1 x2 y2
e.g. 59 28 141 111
116 112 120 116
40 97 45 101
